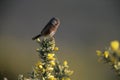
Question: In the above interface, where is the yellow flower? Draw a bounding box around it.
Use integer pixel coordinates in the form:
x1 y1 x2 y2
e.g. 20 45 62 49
47 53 55 57
38 65 43 69
36 48 40 52
63 61 68 65
64 69 74 76
63 60 69 67
96 50 102 56
47 75 56 80
51 44 55 50
114 64 119 70
62 77 71 80
36 61 41 66
46 67 54 72
47 54 56 60
36 38 40 42
54 47 59 51
110 40 119 51
114 62 120 70
104 51 109 58
35 61 43 69
49 61 56 66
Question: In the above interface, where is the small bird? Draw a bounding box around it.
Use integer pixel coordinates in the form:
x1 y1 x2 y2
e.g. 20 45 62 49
32 17 60 40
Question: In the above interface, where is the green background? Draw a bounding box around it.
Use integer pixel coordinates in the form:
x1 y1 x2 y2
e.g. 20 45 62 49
0 0 120 80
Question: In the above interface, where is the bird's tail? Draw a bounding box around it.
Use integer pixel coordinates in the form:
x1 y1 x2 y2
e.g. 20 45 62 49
32 34 41 40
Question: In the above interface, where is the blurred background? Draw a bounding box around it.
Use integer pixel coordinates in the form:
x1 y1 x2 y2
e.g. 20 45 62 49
0 0 120 80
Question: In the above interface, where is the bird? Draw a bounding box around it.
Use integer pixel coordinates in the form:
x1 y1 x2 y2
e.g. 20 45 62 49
32 17 60 40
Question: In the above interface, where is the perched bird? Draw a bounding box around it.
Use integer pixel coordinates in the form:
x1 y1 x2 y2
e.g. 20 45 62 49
32 17 60 40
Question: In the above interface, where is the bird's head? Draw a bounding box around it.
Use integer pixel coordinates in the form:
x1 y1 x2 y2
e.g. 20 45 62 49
50 17 60 27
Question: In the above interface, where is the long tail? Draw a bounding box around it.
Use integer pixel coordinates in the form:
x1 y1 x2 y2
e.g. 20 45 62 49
32 34 41 40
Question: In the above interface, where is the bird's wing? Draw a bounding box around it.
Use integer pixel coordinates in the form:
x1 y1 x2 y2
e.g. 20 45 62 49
41 22 52 34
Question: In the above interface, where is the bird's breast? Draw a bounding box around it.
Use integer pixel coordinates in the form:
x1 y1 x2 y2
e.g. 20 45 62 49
50 31 55 37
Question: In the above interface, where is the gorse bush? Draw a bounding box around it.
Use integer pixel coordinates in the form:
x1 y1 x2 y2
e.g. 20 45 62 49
96 40 120 76
18 37 73 80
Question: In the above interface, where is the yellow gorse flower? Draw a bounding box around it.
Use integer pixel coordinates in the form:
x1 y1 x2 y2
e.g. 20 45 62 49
38 65 43 69
62 77 71 80
47 75 56 80
54 47 59 51
110 40 119 51
46 67 54 72
36 38 41 43
49 61 56 66
47 53 55 57
63 60 69 67
36 61 42 67
104 51 109 58
47 53 56 60
96 50 102 56
36 48 40 52
114 62 120 70
35 61 44 72
63 61 68 65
